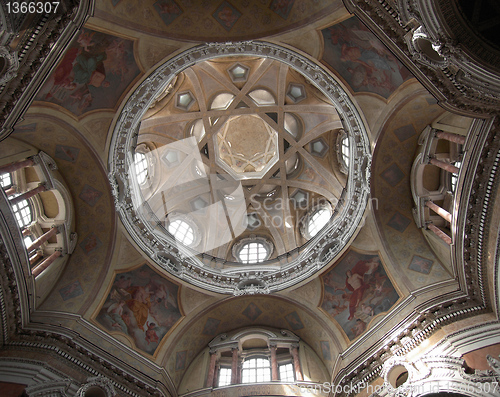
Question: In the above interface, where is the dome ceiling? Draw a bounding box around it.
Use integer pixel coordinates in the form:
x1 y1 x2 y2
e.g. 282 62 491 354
109 42 371 295
94 0 342 42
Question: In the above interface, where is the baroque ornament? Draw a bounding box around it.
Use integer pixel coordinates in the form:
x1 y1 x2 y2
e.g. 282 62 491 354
108 41 371 295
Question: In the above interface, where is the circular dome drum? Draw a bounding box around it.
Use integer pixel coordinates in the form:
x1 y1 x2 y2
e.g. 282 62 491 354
108 41 371 295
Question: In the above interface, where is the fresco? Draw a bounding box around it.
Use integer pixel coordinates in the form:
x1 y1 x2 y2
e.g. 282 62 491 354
320 249 399 341
409 255 433 274
270 0 295 19
321 17 412 98
154 0 183 26
96 264 182 355
285 311 304 330
213 1 241 31
59 280 84 301
36 28 140 116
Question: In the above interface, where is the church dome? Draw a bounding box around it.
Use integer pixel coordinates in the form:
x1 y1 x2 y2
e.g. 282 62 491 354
109 43 371 295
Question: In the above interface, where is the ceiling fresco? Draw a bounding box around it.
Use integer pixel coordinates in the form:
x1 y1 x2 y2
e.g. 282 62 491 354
321 17 413 99
95 0 342 41
319 248 401 341
94 262 184 356
34 28 141 117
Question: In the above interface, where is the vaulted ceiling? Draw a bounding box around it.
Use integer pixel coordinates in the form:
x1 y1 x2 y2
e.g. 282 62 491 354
1 0 499 396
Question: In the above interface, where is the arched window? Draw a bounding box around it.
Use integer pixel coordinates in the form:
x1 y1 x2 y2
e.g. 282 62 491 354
342 136 349 162
207 328 303 389
307 207 331 238
134 152 148 185
337 129 349 174
168 219 195 246
12 198 32 228
236 240 271 263
279 362 294 382
218 367 232 387
241 357 271 383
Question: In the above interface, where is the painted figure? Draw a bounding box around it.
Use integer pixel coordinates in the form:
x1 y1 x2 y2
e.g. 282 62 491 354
145 322 159 344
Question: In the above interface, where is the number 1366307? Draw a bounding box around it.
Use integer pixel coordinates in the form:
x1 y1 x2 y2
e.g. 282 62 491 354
6 2 60 14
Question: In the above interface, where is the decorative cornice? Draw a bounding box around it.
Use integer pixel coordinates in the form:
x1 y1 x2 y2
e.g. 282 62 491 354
333 113 498 394
108 40 371 295
0 207 173 396
342 0 500 116
0 0 95 141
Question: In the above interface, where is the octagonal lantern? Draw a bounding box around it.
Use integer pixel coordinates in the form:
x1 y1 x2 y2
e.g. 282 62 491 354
214 114 279 180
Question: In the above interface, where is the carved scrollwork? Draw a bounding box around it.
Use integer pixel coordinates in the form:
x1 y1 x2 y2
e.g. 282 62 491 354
0 46 19 86
76 377 116 397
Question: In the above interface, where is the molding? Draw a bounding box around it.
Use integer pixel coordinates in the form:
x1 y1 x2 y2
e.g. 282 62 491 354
342 0 500 116
0 210 175 396
0 0 95 140
108 41 371 295
333 115 498 392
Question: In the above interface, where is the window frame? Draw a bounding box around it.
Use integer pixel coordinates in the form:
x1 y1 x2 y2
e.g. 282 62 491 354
450 160 462 193
241 356 272 384
232 237 274 264
336 129 350 174
166 213 201 248
300 201 333 241
11 196 33 229
278 362 295 382
0 172 13 189
218 366 232 387
133 152 149 185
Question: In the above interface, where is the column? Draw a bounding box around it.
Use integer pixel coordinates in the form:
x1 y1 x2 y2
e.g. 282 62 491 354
4 187 16 196
429 158 460 174
9 183 47 206
427 223 452 245
0 158 35 174
29 252 43 266
425 200 452 223
290 344 303 381
206 350 217 388
32 250 61 277
26 226 59 253
231 348 239 385
270 344 278 381
213 364 219 388
236 362 242 384
435 130 466 145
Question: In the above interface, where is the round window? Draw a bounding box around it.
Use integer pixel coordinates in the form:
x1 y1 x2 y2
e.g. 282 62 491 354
237 241 270 263
168 219 195 246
